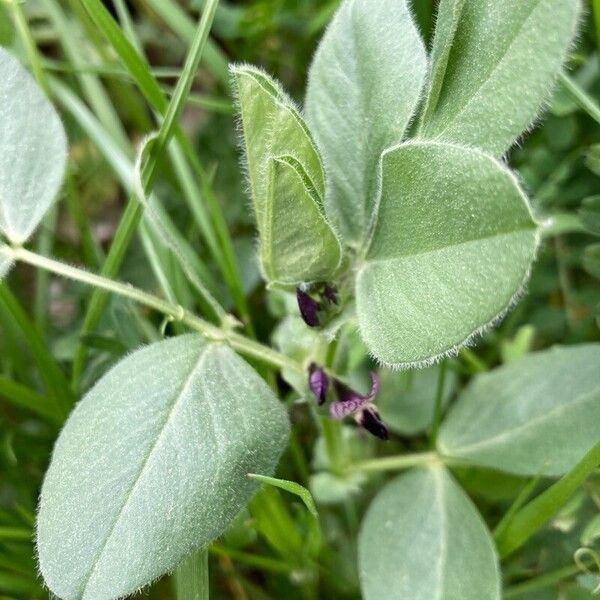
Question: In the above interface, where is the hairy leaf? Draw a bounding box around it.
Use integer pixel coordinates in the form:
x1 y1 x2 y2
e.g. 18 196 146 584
0 49 67 244
37 335 289 600
377 365 456 435
232 65 340 284
438 344 600 476
356 141 538 367
262 155 341 284
419 0 580 156
359 467 500 600
305 0 427 243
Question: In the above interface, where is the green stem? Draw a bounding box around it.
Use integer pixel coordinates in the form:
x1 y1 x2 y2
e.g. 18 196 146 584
503 563 586 599
429 360 447 447
3 246 301 375
559 72 600 126
348 451 442 474
174 548 209 600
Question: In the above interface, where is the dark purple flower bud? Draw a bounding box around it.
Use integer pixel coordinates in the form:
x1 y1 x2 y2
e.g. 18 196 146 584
356 407 389 441
296 288 320 327
323 285 338 305
308 363 329 405
329 372 379 419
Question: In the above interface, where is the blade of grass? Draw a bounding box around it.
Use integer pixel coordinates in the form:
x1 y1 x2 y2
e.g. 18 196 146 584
0 286 72 419
495 439 600 559
143 0 230 89
174 548 209 600
0 376 61 424
50 78 224 313
65 0 222 386
81 0 253 333
593 0 600 53
41 0 130 151
559 72 600 126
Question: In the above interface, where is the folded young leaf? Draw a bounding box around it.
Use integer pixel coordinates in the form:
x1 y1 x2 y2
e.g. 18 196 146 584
37 335 289 600
359 466 501 600
438 344 600 476
232 65 339 284
0 49 67 244
419 0 580 156
356 141 538 368
305 0 427 244
262 155 341 284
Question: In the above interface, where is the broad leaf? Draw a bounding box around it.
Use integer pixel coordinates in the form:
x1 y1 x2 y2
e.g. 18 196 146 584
305 0 427 243
37 335 289 600
438 344 600 476
378 365 456 435
232 65 340 284
0 49 67 243
262 155 341 285
419 0 580 156
359 466 500 600
356 141 538 367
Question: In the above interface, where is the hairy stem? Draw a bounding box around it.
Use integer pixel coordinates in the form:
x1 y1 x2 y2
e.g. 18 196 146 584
348 451 442 474
3 246 301 374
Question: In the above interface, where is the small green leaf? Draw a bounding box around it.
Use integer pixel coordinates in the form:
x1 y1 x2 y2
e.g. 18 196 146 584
583 245 600 279
579 195 600 235
419 0 580 156
377 365 456 436
359 466 501 600
305 0 427 243
261 155 341 285
232 65 339 285
356 141 538 367
248 473 318 518
37 335 289 600
0 49 67 244
438 344 600 476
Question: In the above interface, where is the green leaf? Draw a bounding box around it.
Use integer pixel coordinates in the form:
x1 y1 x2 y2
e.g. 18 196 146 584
232 65 340 284
37 335 289 600
419 0 580 156
305 0 427 243
262 155 341 285
359 466 501 600
583 245 600 279
356 141 538 367
438 344 600 476
586 145 600 176
248 473 318 518
0 49 67 244
377 365 456 436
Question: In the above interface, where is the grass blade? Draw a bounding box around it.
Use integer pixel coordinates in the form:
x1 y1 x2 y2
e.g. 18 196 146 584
495 439 600 559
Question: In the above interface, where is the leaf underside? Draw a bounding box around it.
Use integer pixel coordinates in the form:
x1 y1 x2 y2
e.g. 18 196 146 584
359 466 501 600
356 141 538 368
37 335 289 600
438 344 600 476
0 49 67 244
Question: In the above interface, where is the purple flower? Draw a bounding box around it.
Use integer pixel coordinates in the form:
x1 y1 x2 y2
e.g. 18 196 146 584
296 288 320 327
308 363 329 405
329 373 388 440
323 285 338 305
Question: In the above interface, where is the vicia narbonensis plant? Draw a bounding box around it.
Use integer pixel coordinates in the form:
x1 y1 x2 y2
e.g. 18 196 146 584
1 0 598 599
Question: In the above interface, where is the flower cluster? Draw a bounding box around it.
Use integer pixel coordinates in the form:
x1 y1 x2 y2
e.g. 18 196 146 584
308 364 388 440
